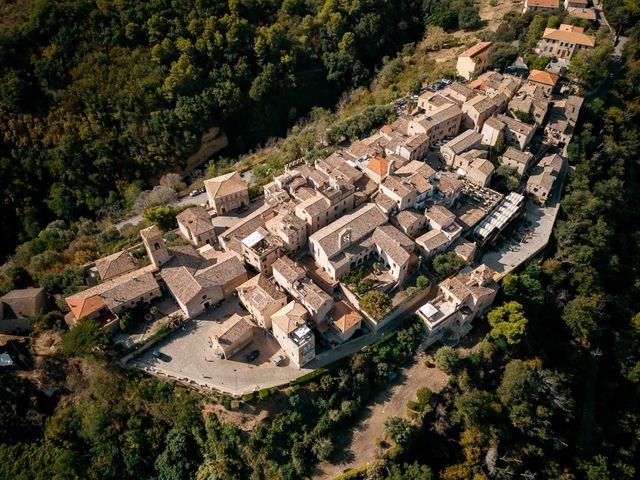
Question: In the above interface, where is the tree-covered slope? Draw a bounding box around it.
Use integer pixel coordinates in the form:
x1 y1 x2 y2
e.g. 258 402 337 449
1 0 436 259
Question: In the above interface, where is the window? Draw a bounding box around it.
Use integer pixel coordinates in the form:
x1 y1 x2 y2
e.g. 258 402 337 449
154 242 160 250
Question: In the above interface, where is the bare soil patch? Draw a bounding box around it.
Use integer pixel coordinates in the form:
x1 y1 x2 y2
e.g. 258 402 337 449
312 353 449 480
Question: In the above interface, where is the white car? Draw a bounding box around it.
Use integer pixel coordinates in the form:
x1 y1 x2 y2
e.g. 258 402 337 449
272 355 285 366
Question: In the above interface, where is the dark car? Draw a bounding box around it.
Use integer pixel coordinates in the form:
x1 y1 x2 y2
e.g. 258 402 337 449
152 351 171 362
246 350 260 362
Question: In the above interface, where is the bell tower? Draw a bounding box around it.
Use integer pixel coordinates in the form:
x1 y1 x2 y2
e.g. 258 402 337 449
140 225 171 268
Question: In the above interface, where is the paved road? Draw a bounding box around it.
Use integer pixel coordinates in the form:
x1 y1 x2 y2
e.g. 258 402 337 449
114 170 254 231
115 191 208 230
593 0 611 30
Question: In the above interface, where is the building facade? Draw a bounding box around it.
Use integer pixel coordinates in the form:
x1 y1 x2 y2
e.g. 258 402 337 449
204 171 250 215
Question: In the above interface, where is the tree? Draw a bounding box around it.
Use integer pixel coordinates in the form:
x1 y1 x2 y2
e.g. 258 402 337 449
502 270 544 308
159 173 186 192
119 310 136 333
134 186 177 214
0 263 33 293
458 7 481 31
492 165 519 193
384 416 413 445
311 437 333 461
37 311 65 329
514 110 534 124
359 291 392 320
434 346 459 374
569 38 614 89
488 301 528 346
562 294 603 348
142 205 177 232
416 275 429 290
155 429 199 480
61 319 110 357
486 43 518 71
431 251 465 278
388 462 433 480
453 390 496 429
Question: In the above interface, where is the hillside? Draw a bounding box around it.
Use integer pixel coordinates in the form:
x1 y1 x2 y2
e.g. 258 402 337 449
0 0 484 260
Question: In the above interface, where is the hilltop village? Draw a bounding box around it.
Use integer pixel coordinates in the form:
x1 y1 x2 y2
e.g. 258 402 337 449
2 15 591 393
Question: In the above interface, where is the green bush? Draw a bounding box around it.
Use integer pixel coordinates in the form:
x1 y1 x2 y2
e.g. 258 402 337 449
242 393 254 402
258 388 272 400
61 319 111 357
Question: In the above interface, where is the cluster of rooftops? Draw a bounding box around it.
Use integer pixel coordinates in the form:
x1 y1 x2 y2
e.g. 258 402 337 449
43 35 586 367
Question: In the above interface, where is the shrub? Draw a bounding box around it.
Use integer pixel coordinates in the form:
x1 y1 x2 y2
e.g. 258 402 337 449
37 311 65 329
258 388 272 400
62 319 110 357
242 393 254 402
290 368 328 386
434 346 459 374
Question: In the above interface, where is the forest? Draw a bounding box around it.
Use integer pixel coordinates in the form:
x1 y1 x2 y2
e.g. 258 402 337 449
0 0 479 260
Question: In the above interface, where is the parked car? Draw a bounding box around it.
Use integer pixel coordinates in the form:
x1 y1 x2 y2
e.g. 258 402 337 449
272 355 285 366
152 351 171 362
246 350 260 362
189 189 199 197
441 78 452 85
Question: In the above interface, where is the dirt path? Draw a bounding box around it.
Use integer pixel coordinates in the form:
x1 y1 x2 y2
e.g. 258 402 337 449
311 353 449 480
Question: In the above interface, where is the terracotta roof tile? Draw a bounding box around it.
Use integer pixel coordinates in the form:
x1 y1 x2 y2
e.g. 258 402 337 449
366 156 389 177
460 41 493 58
542 24 596 47
528 69 559 87
330 300 362 333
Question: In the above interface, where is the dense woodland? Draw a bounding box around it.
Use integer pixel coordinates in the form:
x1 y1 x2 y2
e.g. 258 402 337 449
2 0 640 479
0 0 481 260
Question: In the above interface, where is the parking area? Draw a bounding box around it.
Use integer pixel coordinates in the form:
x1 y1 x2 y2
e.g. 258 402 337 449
129 296 311 396
482 167 567 278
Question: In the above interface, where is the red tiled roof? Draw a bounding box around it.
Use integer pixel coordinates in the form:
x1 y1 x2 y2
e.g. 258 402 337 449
67 295 106 321
460 41 493 58
528 69 560 87
543 25 596 47
366 156 389 177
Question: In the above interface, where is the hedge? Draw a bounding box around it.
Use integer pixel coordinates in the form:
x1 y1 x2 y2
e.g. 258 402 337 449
290 367 328 386
332 463 373 480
